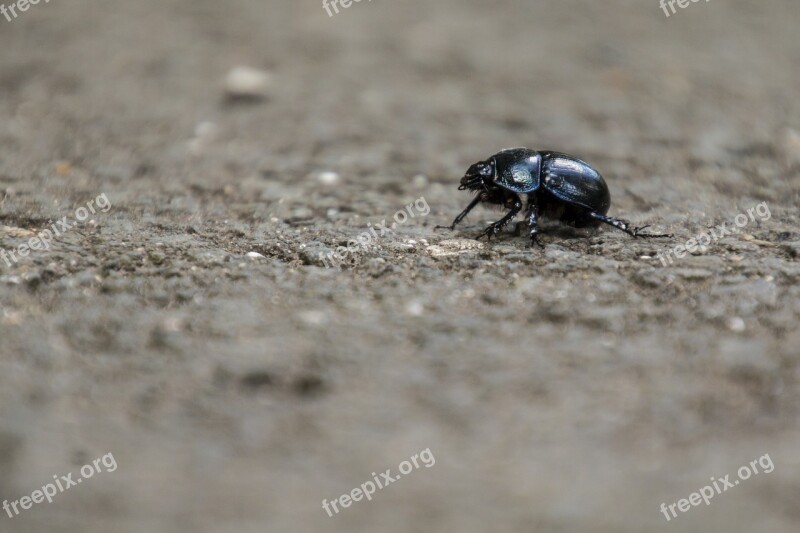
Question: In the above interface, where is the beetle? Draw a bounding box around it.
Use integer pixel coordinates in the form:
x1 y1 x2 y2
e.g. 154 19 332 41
441 148 671 246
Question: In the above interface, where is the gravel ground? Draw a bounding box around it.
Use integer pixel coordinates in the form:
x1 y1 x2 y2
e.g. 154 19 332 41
1 1 799 532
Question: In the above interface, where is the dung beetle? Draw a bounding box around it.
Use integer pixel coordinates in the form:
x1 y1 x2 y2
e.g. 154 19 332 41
441 148 671 246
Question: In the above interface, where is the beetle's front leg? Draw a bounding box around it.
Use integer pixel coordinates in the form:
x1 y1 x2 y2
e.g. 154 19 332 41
477 197 522 240
436 193 482 230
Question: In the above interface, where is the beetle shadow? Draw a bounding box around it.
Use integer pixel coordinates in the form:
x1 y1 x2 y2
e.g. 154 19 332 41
512 221 598 242
439 220 601 244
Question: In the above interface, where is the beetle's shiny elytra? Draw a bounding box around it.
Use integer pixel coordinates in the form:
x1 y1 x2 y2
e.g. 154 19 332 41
447 148 671 246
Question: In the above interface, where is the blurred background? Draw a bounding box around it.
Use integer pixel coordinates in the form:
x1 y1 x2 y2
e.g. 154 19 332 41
1 0 799 531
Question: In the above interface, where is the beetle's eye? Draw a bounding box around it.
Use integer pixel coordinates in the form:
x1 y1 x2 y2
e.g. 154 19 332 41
479 163 492 176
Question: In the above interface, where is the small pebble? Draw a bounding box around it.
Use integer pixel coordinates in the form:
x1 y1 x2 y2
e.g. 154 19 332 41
781 128 800 163
298 310 328 326
54 162 73 176
317 171 340 185
195 121 218 140
412 174 429 188
161 316 183 333
673 268 714 280
726 316 746 332
187 122 218 156
0 226 34 238
224 66 272 100
246 251 266 260
406 301 424 316
425 239 484 257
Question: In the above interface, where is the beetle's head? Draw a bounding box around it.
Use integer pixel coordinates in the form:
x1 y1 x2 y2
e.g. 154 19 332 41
459 159 496 191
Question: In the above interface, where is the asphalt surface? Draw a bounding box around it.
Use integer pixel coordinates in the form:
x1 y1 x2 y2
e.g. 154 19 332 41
1 1 799 532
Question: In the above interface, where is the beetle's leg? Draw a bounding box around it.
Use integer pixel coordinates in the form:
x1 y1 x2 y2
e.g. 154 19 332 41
436 193 482 230
477 198 522 240
526 200 544 248
587 212 672 238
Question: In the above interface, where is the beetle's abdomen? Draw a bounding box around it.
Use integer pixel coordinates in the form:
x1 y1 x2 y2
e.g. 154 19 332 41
541 153 611 215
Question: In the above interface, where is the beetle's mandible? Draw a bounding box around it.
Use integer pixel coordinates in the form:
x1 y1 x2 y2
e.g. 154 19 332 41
441 148 671 246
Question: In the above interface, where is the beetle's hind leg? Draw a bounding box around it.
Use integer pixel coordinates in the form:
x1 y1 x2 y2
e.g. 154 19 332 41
586 212 672 238
526 201 544 248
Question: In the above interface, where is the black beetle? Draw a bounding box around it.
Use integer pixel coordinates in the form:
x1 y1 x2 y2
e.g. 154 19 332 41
442 148 671 246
